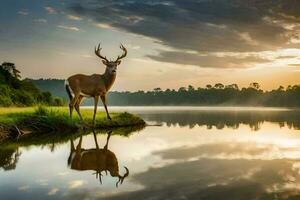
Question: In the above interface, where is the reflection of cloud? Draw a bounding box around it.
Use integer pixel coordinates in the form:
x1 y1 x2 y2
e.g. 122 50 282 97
68 180 85 189
36 179 48 186
48 188 59 196
58 171 69 176
18 185 30 191
153 142 300 161
44 6 57 14
57 25 80 31
106 158 300 200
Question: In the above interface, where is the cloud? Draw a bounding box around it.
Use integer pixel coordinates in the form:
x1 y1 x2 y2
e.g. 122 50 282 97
57 25 80 31
67 15 82 21
34 18 47 23
148 51 271 68
18 10 28 15
289 64 300 67
68 0 300 68
48 188 59 196
94 23 114 29
44 6 57 14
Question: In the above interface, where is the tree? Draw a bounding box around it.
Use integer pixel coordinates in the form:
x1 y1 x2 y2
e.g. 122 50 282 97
1 62 21 79
226 84 239 90
153 87 162 92
206 84 212 89
249 82 260 90
0 62 64 106
277 85 284 91
214 83 224 89
178 87 187 92
188 85 195 91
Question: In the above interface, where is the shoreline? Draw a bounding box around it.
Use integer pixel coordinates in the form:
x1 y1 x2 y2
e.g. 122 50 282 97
0 106 146 143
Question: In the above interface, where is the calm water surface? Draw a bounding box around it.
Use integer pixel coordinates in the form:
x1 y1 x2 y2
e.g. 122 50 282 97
1 107 300 200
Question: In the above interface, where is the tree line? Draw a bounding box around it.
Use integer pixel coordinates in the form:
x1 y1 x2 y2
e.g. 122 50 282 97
108 83 300 107
0 62 64 106
31 79 300 107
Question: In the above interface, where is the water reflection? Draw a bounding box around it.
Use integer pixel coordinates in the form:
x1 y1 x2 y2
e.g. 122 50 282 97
139 110 300 130
68 131 129 187
1 108 300 200
0 147 20 171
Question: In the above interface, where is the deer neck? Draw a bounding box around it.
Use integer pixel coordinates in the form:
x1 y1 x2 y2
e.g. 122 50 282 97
103 69 116 91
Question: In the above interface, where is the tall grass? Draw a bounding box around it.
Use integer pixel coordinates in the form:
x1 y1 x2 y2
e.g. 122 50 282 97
0 106 145 142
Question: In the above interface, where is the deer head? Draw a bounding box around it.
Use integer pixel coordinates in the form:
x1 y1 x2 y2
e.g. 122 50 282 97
95 43 127 75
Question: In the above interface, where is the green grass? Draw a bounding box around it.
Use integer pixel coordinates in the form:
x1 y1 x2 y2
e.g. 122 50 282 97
0 106 145 143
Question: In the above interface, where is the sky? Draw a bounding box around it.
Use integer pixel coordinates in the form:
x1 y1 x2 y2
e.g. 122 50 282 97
0 0 300 91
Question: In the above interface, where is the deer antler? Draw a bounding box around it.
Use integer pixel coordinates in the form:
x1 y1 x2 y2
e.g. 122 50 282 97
95 43 109 62
115 44 127 62
116 166 129 187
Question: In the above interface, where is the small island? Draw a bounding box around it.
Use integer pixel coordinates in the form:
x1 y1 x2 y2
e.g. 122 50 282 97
0 106 145 143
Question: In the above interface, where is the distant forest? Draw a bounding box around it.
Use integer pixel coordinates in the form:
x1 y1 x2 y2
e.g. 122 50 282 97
0 62 63 106
31 79 300 107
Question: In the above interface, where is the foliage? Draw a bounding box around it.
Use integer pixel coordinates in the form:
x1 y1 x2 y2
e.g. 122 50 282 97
107 83 300 107
0 62 64 106
31 79 300 107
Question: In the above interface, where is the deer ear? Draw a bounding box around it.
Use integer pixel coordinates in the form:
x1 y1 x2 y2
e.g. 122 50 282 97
102 60 108 65
116 60 121 65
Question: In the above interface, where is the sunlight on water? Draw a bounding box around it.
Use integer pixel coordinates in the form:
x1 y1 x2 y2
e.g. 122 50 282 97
1 107 300 199
86 106 293 112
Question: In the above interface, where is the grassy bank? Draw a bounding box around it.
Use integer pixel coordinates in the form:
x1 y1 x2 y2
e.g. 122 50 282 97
0 106 145 142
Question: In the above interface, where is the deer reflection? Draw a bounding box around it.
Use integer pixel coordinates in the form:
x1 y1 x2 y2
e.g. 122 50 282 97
68 131 129 187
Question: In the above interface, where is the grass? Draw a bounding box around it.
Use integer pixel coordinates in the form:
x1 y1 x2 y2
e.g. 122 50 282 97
0 106 146 143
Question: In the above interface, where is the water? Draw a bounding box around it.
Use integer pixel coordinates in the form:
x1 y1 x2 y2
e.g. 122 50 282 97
1 107 300 200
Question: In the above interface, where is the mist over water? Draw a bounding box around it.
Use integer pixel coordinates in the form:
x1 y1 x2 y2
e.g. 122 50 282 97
1 107 300 200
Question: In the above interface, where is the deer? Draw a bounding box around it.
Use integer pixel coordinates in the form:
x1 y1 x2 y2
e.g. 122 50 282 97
68 131 129 187
65 43 127 125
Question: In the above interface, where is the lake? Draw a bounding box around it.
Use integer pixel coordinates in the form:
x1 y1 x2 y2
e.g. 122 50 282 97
1 106 300 200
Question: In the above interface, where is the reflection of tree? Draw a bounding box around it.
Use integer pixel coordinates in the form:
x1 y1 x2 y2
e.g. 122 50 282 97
0 147 21 171
140 111 300 131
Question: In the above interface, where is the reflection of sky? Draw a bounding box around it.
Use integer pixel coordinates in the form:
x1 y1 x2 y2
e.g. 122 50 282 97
2 112 300 199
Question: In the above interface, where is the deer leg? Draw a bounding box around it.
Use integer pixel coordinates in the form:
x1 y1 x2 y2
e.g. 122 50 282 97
69 94 80 118
70 139 75 151
104 130 112 150
76 136 82 152
92 131 99 149
93 96 99 126
69 103 74 118
100 95 111 120
75 95 84 122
